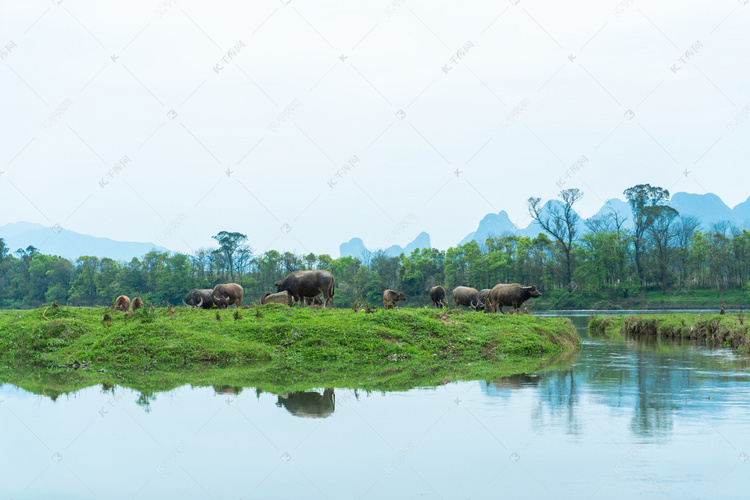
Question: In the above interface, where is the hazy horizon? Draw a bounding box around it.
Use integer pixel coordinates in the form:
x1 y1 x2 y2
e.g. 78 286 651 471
3 0 749 257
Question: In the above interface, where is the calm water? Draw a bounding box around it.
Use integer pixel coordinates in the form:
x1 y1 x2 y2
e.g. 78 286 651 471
2 313 750 499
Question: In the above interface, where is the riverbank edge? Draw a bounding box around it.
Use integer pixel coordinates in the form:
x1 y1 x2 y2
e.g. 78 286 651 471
0 304 579 369
588 313 750 352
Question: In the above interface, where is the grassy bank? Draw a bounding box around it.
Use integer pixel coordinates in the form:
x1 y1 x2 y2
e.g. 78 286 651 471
534 288 746 311
0 304 578 397
589 313 750 352
0 303 578 369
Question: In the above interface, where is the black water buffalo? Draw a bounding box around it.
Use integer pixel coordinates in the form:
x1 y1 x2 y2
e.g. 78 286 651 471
213 283 244 309
114 295 130 312
275 270 335 308
452 286 485 312
276 389 335 419
183 289 217 309
429 286 447 309
383 290 407 309
487 283 542 314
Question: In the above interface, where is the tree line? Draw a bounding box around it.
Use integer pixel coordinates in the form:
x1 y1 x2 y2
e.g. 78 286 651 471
1 184 749 309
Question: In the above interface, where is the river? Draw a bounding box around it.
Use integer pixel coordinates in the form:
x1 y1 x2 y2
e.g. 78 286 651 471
2 312 749 499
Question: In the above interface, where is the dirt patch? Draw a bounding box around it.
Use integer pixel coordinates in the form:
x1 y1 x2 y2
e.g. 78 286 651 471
380 334 399 344
438 314 457 325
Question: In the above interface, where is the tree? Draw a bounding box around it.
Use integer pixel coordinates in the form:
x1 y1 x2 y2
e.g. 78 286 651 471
706 222 734 298
645 206 679 291
528 188 583 289
211 231 248 282
673 216 701 289
623 184 671 285
68 256 101 305
0 238 8 262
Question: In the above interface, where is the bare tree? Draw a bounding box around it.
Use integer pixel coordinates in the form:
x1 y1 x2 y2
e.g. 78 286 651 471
528 188 583 289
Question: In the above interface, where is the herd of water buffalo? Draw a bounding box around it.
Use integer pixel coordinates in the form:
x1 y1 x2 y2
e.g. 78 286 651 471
113 269 543 314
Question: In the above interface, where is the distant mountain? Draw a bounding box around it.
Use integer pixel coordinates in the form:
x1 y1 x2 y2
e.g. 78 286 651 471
387 232 430 257
339 232 431 259
459 211 517 246
667 193 734 230
339 237 369 260
587 199 633 228
0 222 170 261
731 196 750 229
459 192 750 247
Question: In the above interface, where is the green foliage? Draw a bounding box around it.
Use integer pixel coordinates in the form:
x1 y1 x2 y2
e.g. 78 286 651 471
589 313 750 353
0 306 579 371
3 186 750 312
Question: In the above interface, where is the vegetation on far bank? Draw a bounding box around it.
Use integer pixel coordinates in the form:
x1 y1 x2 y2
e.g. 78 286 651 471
0 304 579 371
3 183 750 312
589 313 750 352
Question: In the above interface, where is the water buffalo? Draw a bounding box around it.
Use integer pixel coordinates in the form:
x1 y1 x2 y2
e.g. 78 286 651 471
114 295 130 312
131 297 143 312
487 283 542 314
183 288 216 309
213 283 244 309
276 389 335 419
478 289 492 309
304 296 324 307
452 286 485 312
275 270 335 308
383 290 407 309
429 285 447 309
260 290 293 306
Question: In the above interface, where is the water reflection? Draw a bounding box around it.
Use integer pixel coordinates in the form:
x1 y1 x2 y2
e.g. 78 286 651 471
3 315 750 499
275 388 335 418
213 385 244 396
481 332 750 440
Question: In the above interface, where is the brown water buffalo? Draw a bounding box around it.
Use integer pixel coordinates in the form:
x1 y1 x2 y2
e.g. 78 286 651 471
275 270 335 308
276 389 335 419
213 283 244 309
452 286 485 312
383 290 407 309
114 295 130 312
487 283 542 314
478 289 492 310
260 290 293 306
304 296 324 307
183 288 216 309
429 286 447 309
131 297 143 311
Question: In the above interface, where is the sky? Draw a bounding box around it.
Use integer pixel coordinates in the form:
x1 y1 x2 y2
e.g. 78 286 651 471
2 0 749 257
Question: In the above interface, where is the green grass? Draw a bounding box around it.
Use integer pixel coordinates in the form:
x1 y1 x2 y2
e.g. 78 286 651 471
0 303 579 396
0 304 578 367
589 313 750 352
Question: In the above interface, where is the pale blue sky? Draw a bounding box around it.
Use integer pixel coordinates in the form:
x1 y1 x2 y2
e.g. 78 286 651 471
2 0 748 256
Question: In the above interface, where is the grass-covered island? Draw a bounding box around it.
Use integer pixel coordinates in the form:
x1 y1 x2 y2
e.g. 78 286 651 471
0 304 579 397
589 313 750 352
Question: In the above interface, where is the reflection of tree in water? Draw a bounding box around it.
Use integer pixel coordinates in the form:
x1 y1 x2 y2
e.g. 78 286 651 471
485 374 541 391
136 392 156 413
628 344 682 438
532 370 583 437
212 385 244 396
276 389 335 419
